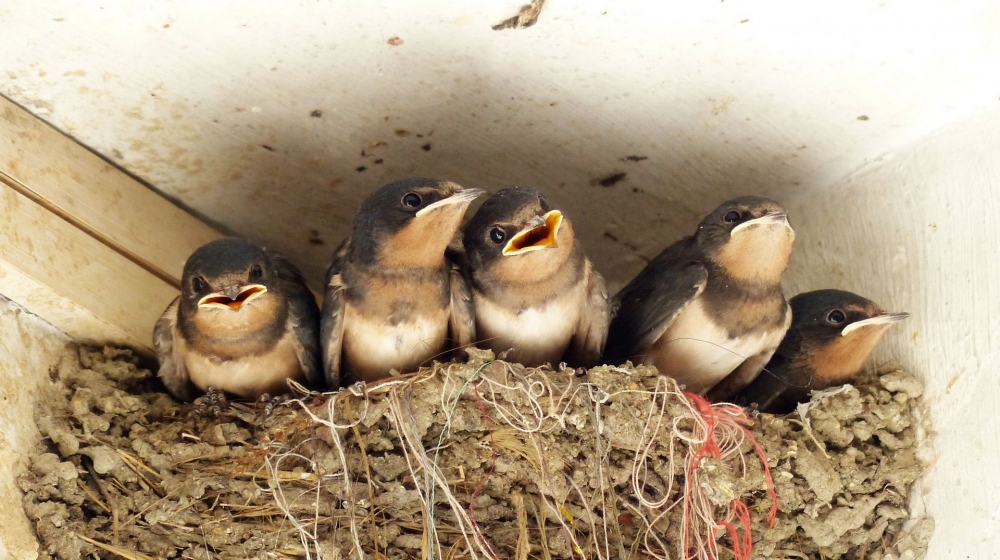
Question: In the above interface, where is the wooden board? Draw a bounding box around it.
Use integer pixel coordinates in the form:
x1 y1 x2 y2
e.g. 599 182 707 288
0 96 221 287
0 96 222 351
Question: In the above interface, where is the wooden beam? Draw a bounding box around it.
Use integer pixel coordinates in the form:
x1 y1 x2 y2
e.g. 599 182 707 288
0 96 221 286
0 96 223 351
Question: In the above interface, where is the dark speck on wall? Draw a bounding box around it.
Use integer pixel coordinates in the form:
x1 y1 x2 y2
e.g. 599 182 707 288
596 172 627 187
394 129 410 137
421 144 432 151
261 145 275 152
356 166 367 172
310 110 323 118
374 158 384 164
621 155 648 162
857 115 869 121
308 229 325 245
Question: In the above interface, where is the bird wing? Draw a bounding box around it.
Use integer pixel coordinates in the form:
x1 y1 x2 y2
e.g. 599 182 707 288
730 368 804 414
320 239 350 388
602 237 708 366
269 250 324 391
448 263 477 351
153 298 197 402
568 261 610 367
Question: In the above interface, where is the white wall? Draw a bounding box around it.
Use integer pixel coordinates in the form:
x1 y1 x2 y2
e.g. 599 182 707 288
0 298 72 559
2 1 1000 557
786 108 1000 557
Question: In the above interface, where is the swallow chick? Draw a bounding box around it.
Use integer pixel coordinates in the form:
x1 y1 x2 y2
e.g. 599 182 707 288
460 186 609 367
154 237 322 402
321 178 483 386
734 289 909 414
604 196 795 399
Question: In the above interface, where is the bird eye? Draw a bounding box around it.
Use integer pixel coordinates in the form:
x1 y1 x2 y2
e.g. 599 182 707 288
827 310 847 324
723 210 742 223
192 276 207 292
489 227 507 244
249 264 264 282
401 192 423 208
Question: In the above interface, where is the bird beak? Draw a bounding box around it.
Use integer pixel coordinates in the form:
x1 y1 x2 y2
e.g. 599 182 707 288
731 211 792 237
841 312 909 336
503 210 563 256
415 188 485 217
198 284 268 311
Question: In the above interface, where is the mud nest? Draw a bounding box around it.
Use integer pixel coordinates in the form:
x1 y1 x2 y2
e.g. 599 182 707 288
20 346 933 560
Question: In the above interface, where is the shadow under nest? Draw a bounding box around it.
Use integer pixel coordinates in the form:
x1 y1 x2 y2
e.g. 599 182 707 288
20 347 932 560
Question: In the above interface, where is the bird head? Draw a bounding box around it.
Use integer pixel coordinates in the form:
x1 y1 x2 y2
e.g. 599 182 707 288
696 196 795 284
350 178 484 269
463 186 576 286
789 289 909 386
179 237 286 338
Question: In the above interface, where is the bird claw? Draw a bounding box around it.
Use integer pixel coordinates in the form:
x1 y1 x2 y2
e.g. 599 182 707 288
258 393 288 416
193 386 229 418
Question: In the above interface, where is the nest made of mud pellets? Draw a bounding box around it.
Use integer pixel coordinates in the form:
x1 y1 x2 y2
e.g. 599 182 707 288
19 346 932 560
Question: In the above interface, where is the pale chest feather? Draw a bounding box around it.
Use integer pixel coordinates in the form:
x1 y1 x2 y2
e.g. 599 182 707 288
474 282 585 366
647 297 789 394
180 330 303 399
341 304 449 381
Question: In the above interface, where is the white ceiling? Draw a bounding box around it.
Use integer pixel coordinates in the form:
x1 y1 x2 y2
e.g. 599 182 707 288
2 0 999 291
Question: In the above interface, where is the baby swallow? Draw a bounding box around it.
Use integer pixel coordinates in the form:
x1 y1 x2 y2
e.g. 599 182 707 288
460 186 609 367
321 178 483 386
154 237 323 402
734 289 909 413
604 196 795 400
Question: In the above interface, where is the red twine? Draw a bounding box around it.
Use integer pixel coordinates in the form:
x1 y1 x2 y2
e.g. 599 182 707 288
682 392 778 560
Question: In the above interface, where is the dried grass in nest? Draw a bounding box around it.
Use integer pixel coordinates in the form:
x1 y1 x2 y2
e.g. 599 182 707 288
19 347 933 560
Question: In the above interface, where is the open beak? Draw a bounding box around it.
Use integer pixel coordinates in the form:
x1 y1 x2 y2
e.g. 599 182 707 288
731 211 792 237
198 284 268 311
502 210 563 256
841 312 909 336
415 188 485 218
